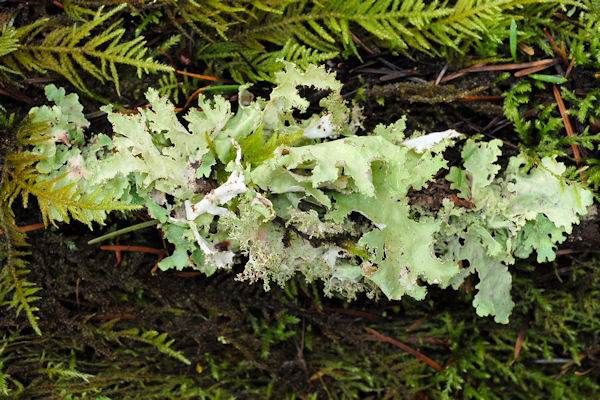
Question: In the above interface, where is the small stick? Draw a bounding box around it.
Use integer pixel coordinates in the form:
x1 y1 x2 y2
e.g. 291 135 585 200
565 57 575 78
88 220 159 244
440 62 486 83
0 223 46 236
544 28 569 65
552 84 582 165
351 32 374 54
172 271 203 277
406 316 429 332
76 278 80 306
100 245 167 256
458 95 504 102
440 59 556 83
467 59 557 72
510 322 528 366
114 236 121 266
174 85 210 113
364 327 444 372
175 70 229 83
555 248 600 255
514 61 558 77
553 12 586 29
435 64 448 85
560 41 568 64
151 257 164 275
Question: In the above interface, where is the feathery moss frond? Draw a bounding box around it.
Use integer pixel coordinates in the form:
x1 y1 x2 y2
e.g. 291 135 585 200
8 165 139 228
0 26 19 78
35 361 94 382
0 115 137 336
98 319 190 365
238 0 579 55
199 39 338 83
71 0 265 42
0 176 41 336
0 4 173 97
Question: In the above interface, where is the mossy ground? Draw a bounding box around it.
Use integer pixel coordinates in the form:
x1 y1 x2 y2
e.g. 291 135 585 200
1 2 600 399
3 203 599 398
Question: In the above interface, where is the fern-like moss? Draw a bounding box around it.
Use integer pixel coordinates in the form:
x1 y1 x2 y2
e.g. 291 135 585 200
97 319 190 365
237 0 574 55
0 115 138 335
199 39 339 83
0 204 41 336
0 4 172 98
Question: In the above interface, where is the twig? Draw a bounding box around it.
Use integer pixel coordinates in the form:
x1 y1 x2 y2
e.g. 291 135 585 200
406 316 429 332
510 322 528 366
114 236 121 266
0 86 34 105
88 220 159 244
514 61 558 77
467 59 557 72
441 59 557 83
544 28 569 65
377 57 401 71
0 223 46 235
565 57 575 78
435 64 448 85
554 349 595 380
174 85 240 113
560 41 568 65
553 12 586 29
458 95 504 102
364 327 444 372
552 84 582 165
172 271 203 277
351 32 374 54
99 245 167 256
380 70 419 82
156 46 175 66
175 70 229 83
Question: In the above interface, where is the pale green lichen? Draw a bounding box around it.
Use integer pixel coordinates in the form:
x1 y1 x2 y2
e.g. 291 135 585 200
24 63 593 323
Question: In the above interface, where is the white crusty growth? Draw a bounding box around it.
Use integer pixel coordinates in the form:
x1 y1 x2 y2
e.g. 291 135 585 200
188 221 235 269
185 140 247 220
302 113 336 139
402 129 462 153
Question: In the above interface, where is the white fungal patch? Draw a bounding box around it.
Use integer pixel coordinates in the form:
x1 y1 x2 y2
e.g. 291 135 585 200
303 114 336 139
185 139 247 220
398 267 416 291
402 129 462 153
67 154 86 180
188 222 235 269
185 170 247 219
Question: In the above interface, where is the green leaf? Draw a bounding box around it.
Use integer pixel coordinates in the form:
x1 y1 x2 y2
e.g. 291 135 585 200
329 161 458 301
510 18 517 61
462 234 515 324
529 74 568 84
